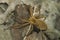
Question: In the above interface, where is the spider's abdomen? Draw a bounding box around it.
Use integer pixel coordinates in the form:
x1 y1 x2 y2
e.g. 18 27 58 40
29 16 47 31
36 19 47 31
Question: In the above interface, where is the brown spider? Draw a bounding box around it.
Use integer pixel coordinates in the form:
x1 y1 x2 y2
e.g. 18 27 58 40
8 4 47 37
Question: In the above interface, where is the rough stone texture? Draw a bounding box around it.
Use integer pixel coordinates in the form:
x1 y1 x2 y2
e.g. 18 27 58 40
40 0 60 40
0 25 12 40
0 0 60 40
25 31 48 40
0 3 12 40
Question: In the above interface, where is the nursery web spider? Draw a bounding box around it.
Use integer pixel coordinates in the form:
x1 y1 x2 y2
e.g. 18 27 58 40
7 4 47 38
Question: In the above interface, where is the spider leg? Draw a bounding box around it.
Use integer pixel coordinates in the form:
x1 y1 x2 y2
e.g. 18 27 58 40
20 18 29 23
26 24 33 36
4 22 29 30
16 23 30 29
29 6 34 17
23 24 33 40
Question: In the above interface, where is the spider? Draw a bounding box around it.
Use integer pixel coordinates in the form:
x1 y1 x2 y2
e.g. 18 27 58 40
7 4 47 38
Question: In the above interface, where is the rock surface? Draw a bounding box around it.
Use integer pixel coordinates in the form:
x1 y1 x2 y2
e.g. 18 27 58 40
0 0 60 40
